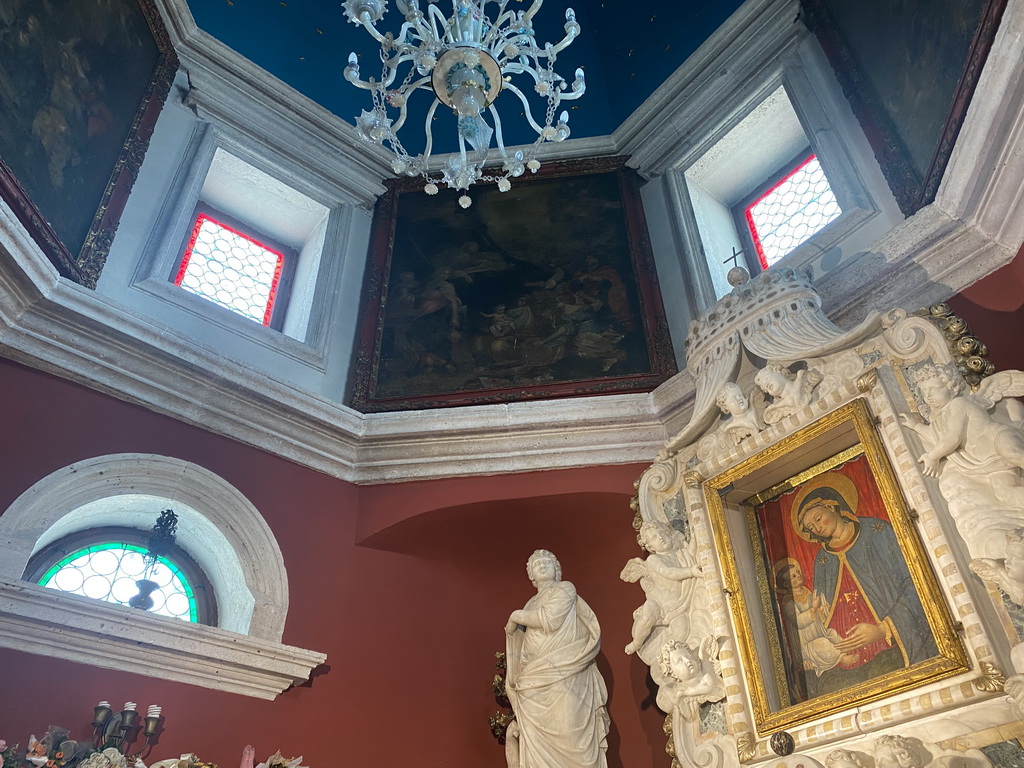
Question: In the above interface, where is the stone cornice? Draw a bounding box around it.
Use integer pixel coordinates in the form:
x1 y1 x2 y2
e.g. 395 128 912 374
0 578 326 700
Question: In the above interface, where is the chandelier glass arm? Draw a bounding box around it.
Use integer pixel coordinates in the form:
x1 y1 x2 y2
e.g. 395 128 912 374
354 12 390 45
500 82 547 136
421 98 442 158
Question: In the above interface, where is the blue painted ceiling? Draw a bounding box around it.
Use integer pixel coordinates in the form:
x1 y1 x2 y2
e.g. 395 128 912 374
188 0 746 150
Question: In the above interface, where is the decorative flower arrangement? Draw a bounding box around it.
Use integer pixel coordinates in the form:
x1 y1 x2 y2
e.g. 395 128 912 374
1 741 21 768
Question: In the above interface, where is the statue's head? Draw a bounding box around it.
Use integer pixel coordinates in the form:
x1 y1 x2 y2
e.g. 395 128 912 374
914 364 963 405
639 520 673 554
658 640 699 683
1005 528 1024 583
873 735 930 768
754 364 793 397
715 382 748 415
526 549 562 586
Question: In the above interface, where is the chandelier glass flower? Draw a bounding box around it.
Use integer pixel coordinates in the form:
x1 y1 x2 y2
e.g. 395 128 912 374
343 0 586 207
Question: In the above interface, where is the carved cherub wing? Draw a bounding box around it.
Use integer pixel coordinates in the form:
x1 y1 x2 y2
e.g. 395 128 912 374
800 367 823 401
698 634 722 676
620 557 647 583
976 370 1024 408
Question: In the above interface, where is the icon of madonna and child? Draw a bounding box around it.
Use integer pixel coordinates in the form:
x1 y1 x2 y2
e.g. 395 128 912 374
758 458 939 704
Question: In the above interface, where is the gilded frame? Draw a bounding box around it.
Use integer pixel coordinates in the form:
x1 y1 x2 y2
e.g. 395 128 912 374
704 399 968 734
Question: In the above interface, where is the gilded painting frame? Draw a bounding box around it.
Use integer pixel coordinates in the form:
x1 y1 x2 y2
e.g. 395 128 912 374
349 156 676 412
0 0 178 288
704 399 968 734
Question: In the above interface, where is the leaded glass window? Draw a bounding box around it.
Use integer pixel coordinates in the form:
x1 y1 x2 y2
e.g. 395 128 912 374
743 154 841 269
26 529 215 624
174 212 285 326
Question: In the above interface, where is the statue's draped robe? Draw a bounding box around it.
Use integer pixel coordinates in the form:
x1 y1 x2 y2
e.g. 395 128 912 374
814 517 937 670
506 581 609 768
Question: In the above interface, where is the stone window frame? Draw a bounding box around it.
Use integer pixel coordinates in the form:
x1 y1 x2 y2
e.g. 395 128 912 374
0 453 325 700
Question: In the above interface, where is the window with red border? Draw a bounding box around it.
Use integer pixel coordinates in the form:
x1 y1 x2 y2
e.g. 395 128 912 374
174 212 286 327
743 154 841 269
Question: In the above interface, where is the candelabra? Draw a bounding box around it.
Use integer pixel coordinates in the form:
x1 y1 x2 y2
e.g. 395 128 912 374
343 0 586 206
91 701 163 757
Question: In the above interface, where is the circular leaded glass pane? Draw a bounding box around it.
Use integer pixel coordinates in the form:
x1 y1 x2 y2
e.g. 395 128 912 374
37 543 198 622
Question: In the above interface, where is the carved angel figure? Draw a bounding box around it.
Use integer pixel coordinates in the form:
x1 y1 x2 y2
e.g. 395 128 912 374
655 635 726 720
901 366 1024 510
694 382 762 461
871 734 991 768
620 521 700 657
969 527 1024 606
755 364 823 425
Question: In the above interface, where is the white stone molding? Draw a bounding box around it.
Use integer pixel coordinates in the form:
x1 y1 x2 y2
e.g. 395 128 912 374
0 577 325 700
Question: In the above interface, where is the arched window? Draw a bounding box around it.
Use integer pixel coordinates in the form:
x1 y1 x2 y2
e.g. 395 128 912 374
0 454 325 699
25 527 217 624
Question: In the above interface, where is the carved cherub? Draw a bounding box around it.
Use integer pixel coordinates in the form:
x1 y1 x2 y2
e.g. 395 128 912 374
755 364 823 425
655 635 726 719
693 382 762 462
620 520 700 656
715 382 761 445
901 366 1024 510
969 527 1024 605
871 734 991 768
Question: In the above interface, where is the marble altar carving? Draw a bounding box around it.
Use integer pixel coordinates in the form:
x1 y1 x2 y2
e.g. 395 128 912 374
824 734 992 768
655 635 727 720
754 364 823 425
504 549 610 768
629 268 1020 767
902 366 1024 514
621 520 701 660
692 383 763 462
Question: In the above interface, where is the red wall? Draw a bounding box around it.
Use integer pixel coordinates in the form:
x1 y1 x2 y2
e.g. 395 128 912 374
0 357 670 768
947 244 1024 372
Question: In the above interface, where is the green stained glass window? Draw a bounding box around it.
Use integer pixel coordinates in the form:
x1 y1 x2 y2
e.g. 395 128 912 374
37 542 199 622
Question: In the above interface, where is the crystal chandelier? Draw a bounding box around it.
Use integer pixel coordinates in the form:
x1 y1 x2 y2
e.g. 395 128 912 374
342 0 586 207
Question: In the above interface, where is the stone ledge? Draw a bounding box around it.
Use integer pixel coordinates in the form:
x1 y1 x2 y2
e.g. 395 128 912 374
0 579 326 700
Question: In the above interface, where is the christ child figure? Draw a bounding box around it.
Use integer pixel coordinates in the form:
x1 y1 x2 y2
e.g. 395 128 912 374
774 559 852 676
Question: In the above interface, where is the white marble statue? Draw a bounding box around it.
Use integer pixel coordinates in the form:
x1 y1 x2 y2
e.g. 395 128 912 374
504 549 610 768
620 521 700 658
903 366 1024 507
900 366 1024 559
755 364 823 425
654 635 726 720
715 382 761 444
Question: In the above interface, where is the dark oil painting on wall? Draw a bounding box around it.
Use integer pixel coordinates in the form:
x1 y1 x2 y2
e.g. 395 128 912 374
350 157 676 412
0 0 176 286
